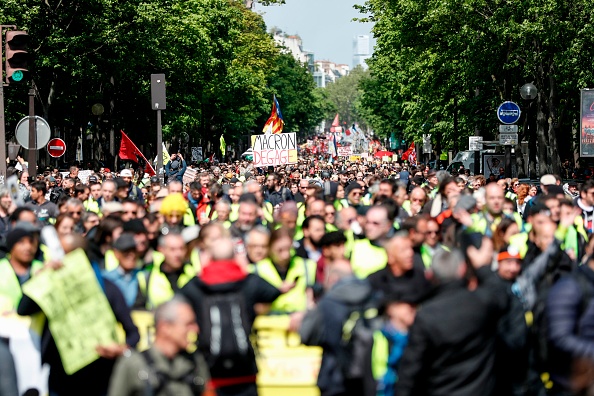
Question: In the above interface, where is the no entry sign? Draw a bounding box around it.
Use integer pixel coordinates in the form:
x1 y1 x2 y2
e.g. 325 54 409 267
47 138 66 158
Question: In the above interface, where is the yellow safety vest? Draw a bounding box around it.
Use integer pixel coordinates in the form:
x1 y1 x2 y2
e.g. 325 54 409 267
84 198 100 214
137 261 196 310
468 212 523 236
0 258 44 311
262 202 275 225
250 256 316 313
350 239 388 278
105 249 152 272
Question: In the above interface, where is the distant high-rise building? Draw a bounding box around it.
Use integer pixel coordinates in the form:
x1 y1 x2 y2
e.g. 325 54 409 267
353 35 371 70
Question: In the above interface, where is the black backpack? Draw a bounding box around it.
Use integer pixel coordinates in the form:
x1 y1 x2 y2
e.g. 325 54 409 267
338 302 379 396
198 289 253 378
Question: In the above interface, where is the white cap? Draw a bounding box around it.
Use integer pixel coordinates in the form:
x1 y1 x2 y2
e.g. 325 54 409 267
120 169 133 177
540 174 556 186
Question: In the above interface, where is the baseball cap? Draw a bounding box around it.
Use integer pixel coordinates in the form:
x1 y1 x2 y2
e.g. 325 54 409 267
150 176 160 184
540 174 556 186
88 176 98 183
120 169 133 178
497 245 522 262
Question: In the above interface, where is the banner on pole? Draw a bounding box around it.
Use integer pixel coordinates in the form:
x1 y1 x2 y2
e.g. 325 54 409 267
580 89 594 157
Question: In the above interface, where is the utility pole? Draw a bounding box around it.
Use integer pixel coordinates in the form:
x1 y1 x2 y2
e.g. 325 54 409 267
151 74 166 182
0 25 18 183
28 87 36 177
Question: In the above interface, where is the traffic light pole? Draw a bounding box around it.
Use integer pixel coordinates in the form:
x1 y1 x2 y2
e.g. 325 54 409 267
0 25 17 184
28 87 36 178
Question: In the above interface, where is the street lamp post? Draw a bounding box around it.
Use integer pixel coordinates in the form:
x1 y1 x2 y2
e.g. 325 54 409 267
520 83 538 179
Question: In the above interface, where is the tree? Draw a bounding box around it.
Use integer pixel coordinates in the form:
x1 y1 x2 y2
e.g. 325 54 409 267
0 0 284 164
323 65 370 131
358 0 594 175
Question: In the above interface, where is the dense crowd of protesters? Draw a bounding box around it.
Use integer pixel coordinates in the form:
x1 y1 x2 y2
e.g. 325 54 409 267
1 151 594 396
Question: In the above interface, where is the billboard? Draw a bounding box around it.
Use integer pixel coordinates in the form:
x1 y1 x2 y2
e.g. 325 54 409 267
580 89 594 157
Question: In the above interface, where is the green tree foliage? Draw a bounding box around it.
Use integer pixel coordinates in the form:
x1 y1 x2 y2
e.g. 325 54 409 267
324 65 370 131
359 0 594 175
0 0 321 164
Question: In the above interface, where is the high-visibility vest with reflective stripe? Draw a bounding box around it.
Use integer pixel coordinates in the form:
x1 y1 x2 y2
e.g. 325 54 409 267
468 212 523 237
137 261 196 310
505 191 517 202
250 256 316 313
420 243 449 269
350 239 388 278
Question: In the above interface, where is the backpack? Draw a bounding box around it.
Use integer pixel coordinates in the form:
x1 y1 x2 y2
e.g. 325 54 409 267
338 302 379 396
198 289 253 378
139 349 206 396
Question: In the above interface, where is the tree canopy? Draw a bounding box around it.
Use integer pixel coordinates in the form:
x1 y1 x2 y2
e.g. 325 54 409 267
358 0 594 175
0 0 323 164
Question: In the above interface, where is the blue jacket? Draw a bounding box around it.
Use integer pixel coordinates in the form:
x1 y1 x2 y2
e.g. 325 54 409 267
165 159 187 183
546 265 594 389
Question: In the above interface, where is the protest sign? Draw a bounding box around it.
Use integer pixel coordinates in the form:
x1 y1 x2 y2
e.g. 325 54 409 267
349 155 362 162
22 249 119 374
182 167 198 185
7 175 24 207
337 146 352 157
77 170 92 184
251 133 298 167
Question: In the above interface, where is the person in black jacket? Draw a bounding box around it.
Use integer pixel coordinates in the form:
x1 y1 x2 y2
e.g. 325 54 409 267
179 237 283 396
395 238 508 396
367 232 431 304
546 255 594 395
299 258 378 396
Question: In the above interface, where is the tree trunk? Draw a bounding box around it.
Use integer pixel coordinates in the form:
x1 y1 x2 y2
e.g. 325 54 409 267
547 69 561 176
536 91 549 175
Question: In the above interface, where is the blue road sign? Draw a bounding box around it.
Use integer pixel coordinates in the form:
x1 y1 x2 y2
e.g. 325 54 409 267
497 101 521 124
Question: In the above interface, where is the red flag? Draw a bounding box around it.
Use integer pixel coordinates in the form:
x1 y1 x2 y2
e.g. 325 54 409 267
330 114 341 133
402 142 417 165
119 131 156 176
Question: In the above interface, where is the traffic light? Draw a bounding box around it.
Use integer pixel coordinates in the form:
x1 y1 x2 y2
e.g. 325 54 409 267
5 30 29 84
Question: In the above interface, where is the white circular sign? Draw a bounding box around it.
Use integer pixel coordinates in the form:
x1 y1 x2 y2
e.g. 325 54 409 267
15 116 51 150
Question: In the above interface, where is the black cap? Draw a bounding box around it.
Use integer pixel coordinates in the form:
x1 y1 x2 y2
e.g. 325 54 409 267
88 176 98 183
150 176 160 184
345 183 363 196
112 233 137 252
6 228 36 252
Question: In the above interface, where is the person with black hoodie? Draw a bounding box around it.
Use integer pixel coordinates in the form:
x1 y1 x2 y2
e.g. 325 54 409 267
179 237 283 396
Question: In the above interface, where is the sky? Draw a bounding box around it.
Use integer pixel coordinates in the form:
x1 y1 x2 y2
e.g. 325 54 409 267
254 0 374 68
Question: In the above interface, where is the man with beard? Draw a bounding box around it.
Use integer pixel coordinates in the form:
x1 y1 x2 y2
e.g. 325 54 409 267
264 172 293 208
294 215 326 263
119 169 144 204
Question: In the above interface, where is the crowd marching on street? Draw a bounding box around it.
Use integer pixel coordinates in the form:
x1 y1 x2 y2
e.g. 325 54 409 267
2 150 594 396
